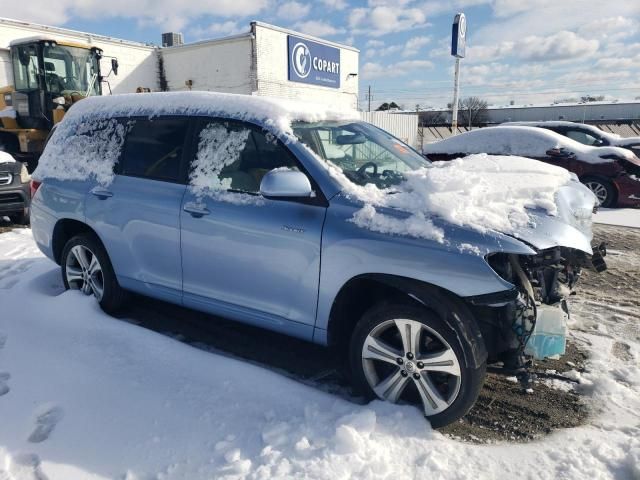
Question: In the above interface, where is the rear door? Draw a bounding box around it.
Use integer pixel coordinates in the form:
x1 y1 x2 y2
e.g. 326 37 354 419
179 118 327 339
84 116 190 302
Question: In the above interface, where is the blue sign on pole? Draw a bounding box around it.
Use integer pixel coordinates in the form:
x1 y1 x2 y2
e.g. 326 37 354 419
451 13 467 58
288 35 341 88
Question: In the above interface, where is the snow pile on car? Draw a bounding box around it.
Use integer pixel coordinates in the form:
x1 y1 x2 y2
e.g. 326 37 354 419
33 91 358 185
423 126 637 164
348 154 573 242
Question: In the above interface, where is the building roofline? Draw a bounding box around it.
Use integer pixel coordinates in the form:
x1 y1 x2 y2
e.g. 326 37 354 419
162 31 254 51
0 16 156 50
251 21 360 53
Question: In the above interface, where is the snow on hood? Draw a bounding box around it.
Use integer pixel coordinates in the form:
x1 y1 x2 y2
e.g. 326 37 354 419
0 151 16 164
350 154 573 242
423 126 636 164
34 92 359 185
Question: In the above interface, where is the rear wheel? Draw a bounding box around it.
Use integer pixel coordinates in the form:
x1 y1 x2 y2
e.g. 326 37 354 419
61 234 127 313
349 302 486 428
583 176 616 207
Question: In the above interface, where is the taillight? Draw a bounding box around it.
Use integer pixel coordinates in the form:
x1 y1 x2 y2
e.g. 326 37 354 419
30 180 42 198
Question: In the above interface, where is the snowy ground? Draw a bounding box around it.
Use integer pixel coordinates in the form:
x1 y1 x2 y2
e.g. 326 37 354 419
0 228 639 480
594 208 640 229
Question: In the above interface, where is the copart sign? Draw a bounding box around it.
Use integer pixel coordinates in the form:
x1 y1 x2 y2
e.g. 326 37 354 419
288 35 341 88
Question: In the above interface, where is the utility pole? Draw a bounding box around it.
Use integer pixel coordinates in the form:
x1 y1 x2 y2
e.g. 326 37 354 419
450 13 466 134
451 58 461 132
416 104 424 152
367 85 372 112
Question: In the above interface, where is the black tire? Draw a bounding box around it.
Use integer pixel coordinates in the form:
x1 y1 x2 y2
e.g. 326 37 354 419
61 233 128 314
582 176 616 208
349 301 486 428
9 208 29 226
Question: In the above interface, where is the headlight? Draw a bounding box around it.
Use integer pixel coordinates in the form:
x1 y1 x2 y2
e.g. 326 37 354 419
20 163 31 183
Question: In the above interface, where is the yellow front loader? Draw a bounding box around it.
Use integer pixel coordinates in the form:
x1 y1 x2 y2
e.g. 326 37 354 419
0 37 118 171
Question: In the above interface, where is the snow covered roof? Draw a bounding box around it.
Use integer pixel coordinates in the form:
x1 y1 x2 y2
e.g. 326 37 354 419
503 121 640 146
64 92 359 139
423 126 637 164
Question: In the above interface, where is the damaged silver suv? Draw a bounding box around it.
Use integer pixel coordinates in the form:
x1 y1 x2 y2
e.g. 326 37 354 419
31 92 605 427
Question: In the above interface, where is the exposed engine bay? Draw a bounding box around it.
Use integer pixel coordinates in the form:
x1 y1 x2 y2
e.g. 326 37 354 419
471 245 606 382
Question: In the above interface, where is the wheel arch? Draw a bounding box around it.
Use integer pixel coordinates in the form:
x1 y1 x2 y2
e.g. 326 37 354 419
52 218 104 265
326 273 487 369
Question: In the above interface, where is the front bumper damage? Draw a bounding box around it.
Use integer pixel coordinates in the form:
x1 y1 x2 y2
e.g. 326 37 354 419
469 244 606 385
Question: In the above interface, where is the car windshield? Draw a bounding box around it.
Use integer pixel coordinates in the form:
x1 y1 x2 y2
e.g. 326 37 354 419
292 121 429 188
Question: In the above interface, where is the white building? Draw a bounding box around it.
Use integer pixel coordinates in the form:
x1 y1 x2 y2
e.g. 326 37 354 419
0 18 359 109
411 101 640 125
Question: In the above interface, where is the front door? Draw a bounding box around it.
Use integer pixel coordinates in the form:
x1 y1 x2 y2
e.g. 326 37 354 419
180 119 326 339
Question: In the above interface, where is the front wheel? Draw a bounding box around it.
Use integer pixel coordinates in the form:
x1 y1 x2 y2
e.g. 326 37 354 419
349 302 486 428
61 234 127 313
583 176 616 207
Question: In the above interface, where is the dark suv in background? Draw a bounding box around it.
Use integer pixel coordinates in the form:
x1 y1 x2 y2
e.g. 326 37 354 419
0 152 31 225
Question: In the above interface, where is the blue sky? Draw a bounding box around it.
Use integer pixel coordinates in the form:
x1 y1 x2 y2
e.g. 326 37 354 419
4 0 640 109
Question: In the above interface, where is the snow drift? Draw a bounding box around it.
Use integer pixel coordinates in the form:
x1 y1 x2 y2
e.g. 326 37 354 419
0 228 639 480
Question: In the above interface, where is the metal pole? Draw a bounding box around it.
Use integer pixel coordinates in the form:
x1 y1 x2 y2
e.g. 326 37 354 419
368 85 371 112
451 57 461 134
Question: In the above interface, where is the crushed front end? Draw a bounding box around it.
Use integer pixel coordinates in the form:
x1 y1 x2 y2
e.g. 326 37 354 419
468 244 606 383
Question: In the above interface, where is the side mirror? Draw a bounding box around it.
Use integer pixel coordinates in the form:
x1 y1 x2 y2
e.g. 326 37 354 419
260 169 312 198
111 58 119 76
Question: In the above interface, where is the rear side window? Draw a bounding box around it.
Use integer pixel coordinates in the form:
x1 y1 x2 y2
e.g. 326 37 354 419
119 117 189 183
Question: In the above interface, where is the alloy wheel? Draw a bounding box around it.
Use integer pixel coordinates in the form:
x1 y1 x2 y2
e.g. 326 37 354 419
65 245 104 301
585 181 608 205
361 319 462 416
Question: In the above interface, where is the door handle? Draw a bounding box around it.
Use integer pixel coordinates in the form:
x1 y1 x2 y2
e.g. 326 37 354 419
183 202 210 217
90 187 113 199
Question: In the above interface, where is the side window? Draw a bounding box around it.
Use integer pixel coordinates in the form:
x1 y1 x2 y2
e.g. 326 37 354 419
566 129 599 146
119 117 188 183
190 120 298 194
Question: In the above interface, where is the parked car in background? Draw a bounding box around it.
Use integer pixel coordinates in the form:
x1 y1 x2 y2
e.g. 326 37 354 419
503 121 640 157
31 92 602 427
424 126 640 208
0 151 30 224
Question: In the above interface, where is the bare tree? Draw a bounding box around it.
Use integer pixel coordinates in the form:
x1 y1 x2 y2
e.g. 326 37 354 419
457 97 488 127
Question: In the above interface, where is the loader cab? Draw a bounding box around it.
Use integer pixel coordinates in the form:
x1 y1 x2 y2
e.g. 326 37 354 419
9 38 103 130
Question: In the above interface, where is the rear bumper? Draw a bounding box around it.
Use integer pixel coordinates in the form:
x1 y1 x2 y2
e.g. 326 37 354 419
0 184 30 215
613 176 640 207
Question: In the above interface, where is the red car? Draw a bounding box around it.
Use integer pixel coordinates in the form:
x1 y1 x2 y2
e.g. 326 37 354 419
423 126 640 208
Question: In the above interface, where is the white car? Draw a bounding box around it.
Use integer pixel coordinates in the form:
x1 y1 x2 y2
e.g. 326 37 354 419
503 121 640 156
